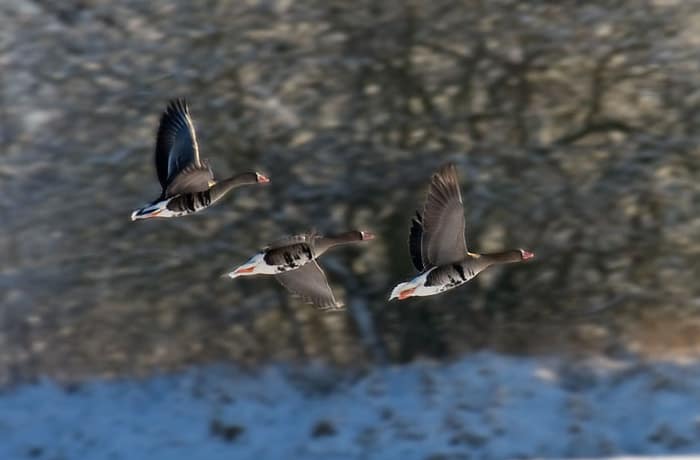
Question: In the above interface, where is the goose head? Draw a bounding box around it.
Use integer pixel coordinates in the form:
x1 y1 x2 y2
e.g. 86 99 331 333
360 231 375 240
255 172 270 183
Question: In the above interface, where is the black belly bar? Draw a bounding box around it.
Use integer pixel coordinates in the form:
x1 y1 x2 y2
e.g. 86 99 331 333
267 244 313 271
167 191 212 213
426 265 470 288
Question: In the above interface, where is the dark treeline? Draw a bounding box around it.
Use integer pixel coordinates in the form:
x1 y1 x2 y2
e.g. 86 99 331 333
1 0 699 382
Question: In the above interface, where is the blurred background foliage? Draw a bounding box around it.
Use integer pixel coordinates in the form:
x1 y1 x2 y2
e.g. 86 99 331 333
1 0 699 384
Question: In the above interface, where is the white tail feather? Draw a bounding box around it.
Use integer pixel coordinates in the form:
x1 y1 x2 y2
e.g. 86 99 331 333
389 281 415 300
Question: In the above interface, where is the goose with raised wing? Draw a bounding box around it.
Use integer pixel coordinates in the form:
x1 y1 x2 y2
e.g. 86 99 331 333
226 231 374 310
389 163 534 301
131 99 269 220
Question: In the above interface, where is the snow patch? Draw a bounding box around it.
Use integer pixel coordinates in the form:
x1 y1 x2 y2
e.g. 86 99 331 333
1 353 700 459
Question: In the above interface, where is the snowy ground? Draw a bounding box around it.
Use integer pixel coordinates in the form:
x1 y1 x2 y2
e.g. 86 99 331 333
2 352 700 460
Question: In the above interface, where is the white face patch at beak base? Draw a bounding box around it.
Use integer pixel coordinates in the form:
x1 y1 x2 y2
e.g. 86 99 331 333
360 231 375 240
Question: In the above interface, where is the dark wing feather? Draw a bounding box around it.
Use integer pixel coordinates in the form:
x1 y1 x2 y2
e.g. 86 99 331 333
155 98 202 192
421 163 468 266
264 231 319 251
274 261 342 310
163 162 214 197
408 211 425 271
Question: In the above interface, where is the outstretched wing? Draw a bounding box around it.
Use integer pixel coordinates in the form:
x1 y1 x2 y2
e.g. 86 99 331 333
420 163 468 267
155 98 206 194
274 261 343 310
408 211 425 271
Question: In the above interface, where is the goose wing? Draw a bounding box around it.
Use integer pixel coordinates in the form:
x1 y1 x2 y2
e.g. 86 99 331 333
420 163 468 267
408 211 425 271
155 99 211 196
274 261 342 310
264 231 319 251
164 162 214 197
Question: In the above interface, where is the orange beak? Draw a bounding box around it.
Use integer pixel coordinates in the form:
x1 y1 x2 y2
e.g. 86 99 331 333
360 231 375 240
398 288 416 300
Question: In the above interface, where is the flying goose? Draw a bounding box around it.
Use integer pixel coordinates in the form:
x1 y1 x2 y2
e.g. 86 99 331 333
131 99 269 220
389 163 534 300
225 231 374 310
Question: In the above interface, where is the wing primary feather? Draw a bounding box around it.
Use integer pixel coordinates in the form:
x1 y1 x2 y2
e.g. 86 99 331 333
274 261 342 310
419 163 468 267
409 211 425 272
154 98 202 194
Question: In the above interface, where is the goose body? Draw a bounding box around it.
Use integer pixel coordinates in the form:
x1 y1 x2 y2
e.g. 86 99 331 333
226 231 374 310
131 99 269 220
226 235 319 276
390 164 534 301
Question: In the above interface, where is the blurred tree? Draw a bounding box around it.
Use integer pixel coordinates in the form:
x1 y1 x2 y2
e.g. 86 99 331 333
0 0 699 382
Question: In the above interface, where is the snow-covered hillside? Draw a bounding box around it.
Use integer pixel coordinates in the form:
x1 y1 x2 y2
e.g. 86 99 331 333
2 352 700 459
